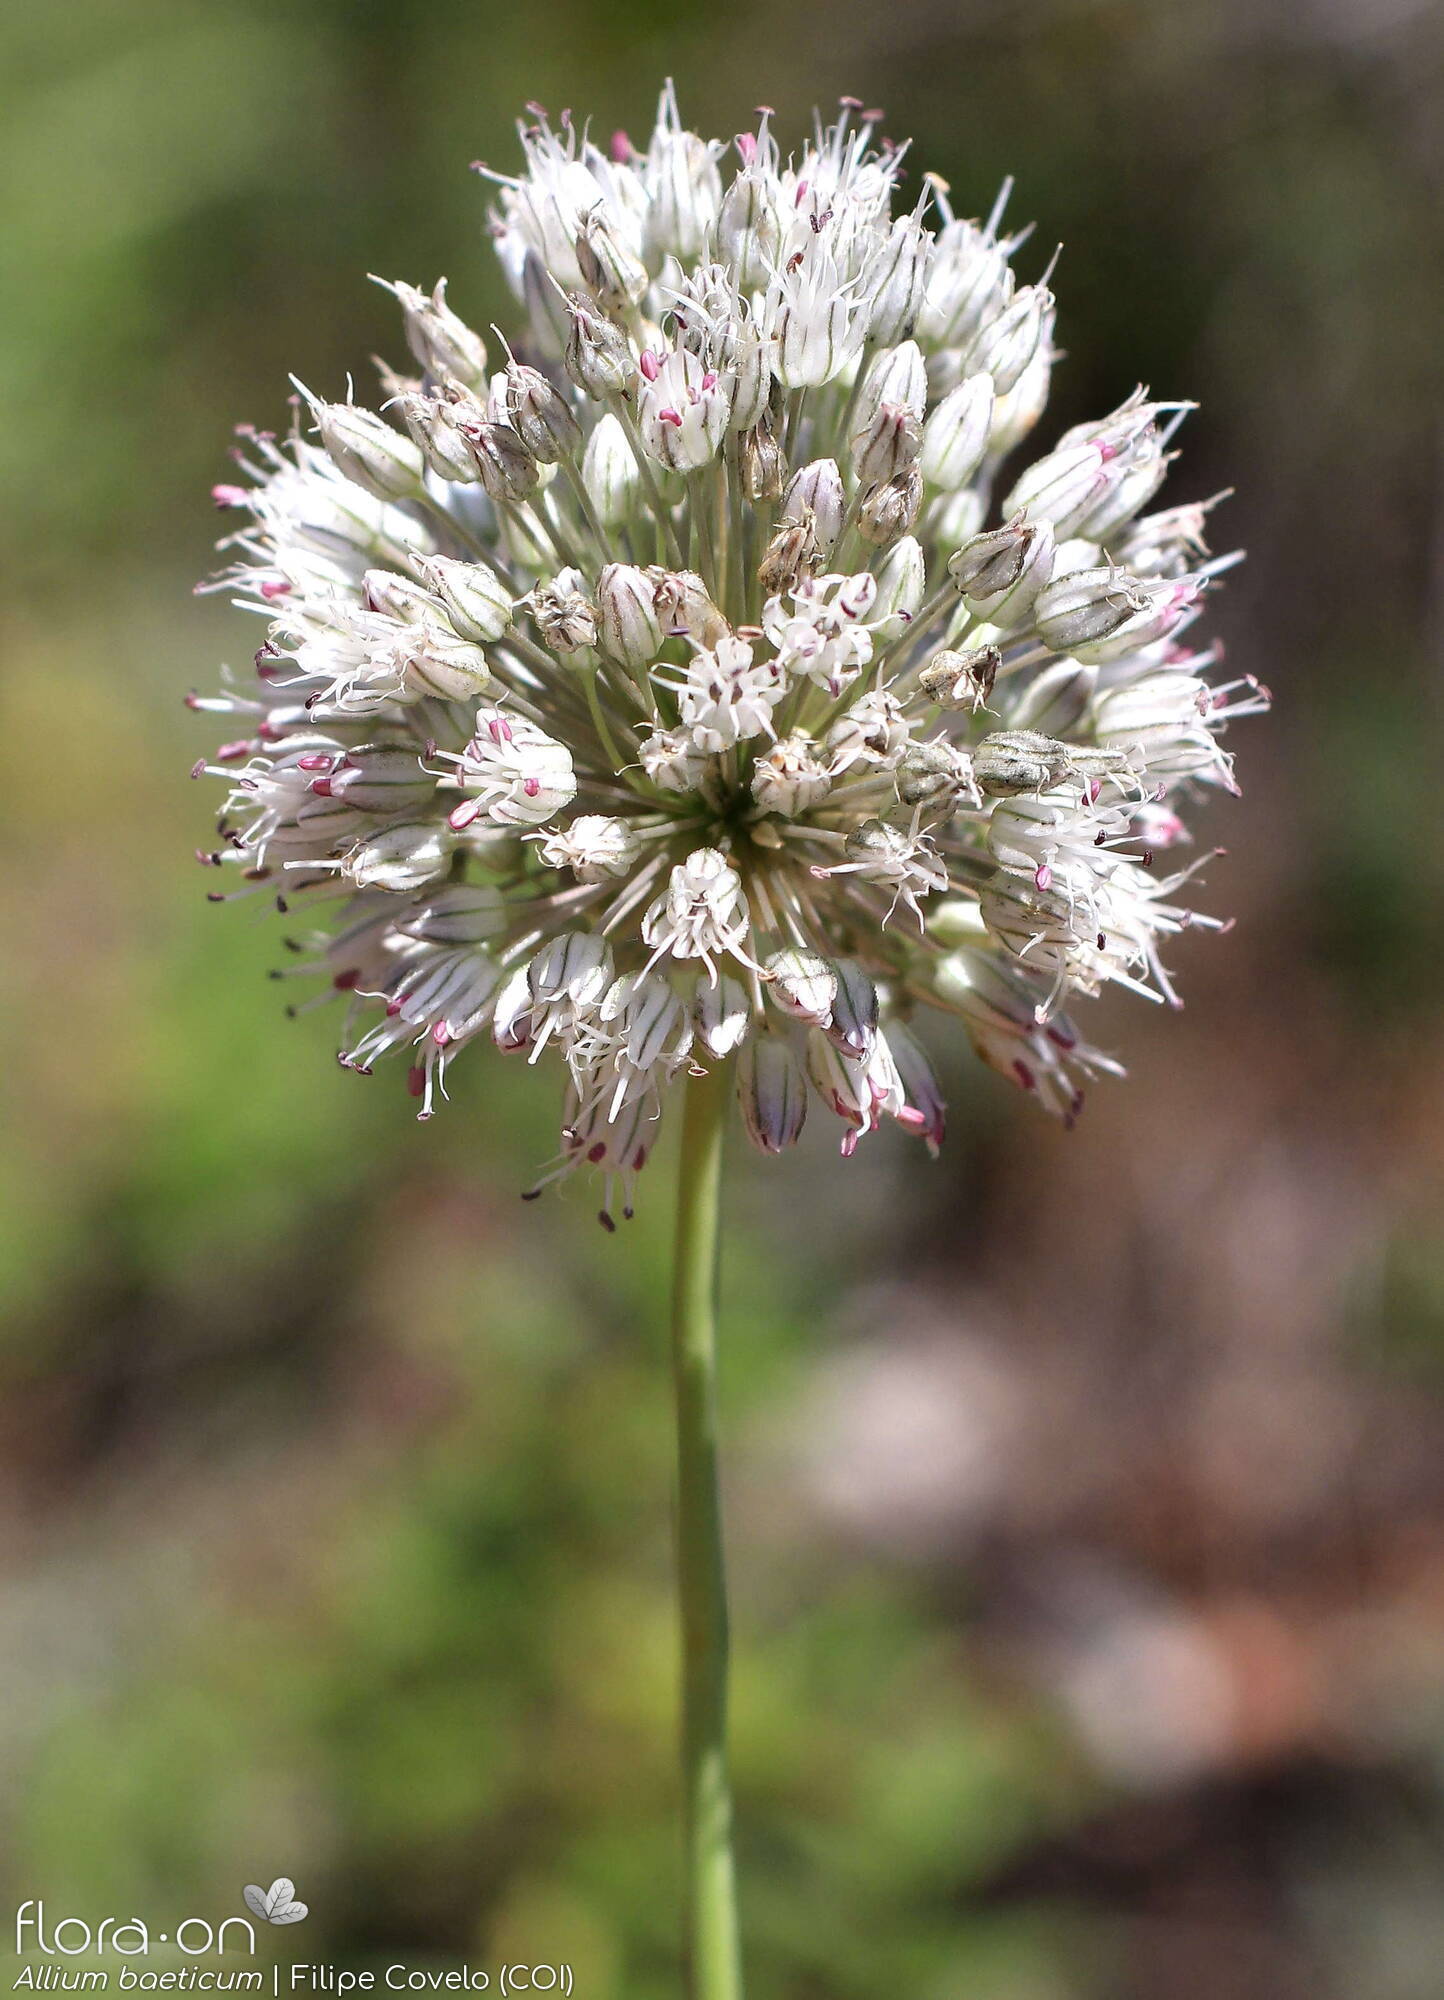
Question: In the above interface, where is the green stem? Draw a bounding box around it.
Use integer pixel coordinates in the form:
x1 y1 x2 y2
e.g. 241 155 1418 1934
609 397 688 570
582 665 630 776
688 472 723 603
670 1063 743 2000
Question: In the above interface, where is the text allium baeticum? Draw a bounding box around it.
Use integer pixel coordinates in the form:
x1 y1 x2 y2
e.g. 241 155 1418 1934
192 86 1267 1226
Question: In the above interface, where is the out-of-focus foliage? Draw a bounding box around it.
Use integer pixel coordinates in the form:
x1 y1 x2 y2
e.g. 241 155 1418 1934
2 1 1442 1995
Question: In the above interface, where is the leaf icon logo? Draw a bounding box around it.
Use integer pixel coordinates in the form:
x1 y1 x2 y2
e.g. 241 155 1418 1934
243 1879 309 1925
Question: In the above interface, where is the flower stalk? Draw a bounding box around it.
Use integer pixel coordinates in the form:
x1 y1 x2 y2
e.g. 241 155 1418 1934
670 1063 742 2000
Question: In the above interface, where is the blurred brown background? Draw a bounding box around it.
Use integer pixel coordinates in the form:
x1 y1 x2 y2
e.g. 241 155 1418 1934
2 1 1443 1995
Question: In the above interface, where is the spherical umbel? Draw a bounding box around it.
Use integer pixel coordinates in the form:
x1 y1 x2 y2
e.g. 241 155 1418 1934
192 85 1265 1224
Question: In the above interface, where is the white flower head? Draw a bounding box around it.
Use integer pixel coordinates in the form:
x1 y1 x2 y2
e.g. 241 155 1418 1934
444 707 577 829
750 731 832 818
769 241 870 389
763 571 879 698
668 634 785 753
192 84 1262 1220
638 723 709 795
642 848 753 979
637 346 731 472
538 813 642 883
825 689 912 774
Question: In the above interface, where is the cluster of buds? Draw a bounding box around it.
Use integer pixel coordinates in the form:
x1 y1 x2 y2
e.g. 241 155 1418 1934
192 85 1265 1223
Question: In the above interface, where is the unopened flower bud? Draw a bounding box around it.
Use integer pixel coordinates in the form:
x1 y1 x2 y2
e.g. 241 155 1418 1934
739 424 785 503
386 278 488 390
852 403 922 487
720 321 773 434
921 374 994 491
765 948 837 1027
398 618 494 700
400 391 485 483
934 486 987 550
1050 536 1104 582
306 391 424 500
737 1036 808 1153
858 466 923 547
583 412 640 526
858 341 928 428
596 563 663 670
362 569 438 623
948 516 1057 628
503 363 581 464
309 743 437 814
972 729 1071 797
896 738 976 811
575 210 649 313
965 282 1054 395
418 555 514 644
649 569 727 646
694 973 752 1058
717 167 783 290
825 960 879 1058
1033 566 1142 653
342 820 455 891
469 420 541 505
782 459 845 554
918 645 1000 712
867 212 934 344
757 513 821 597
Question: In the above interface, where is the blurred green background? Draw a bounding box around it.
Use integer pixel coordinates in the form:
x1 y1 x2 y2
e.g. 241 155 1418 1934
3 1 1443 1994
